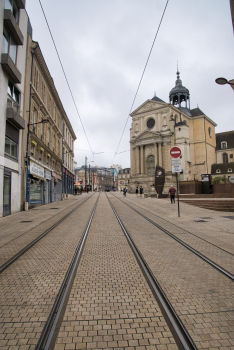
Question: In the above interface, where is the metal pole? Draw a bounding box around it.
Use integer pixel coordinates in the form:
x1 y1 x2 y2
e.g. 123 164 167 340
89 164 90 190
177 172 180 217
85 157 87 192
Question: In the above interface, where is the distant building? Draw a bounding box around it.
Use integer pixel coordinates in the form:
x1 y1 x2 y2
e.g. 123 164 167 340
118 168 131 191
74 165 114 191
211 131 234 183
129 69 217 194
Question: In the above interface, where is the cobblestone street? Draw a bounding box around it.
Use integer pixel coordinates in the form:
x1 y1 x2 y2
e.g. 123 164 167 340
0 193 234 350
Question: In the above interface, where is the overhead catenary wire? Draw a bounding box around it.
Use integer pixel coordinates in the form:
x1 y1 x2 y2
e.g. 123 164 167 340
38 0 94 160
112 0 170 164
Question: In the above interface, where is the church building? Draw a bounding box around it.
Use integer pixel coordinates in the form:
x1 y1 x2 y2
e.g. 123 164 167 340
129 69 217 194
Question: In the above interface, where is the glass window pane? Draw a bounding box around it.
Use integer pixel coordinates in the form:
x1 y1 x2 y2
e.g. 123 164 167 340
11 141 17 158
9 37 17 63
3 175 11 205
5 0 13 11
2 32 9 54
13 87 20 105
8 81 13 96
5 137 11 154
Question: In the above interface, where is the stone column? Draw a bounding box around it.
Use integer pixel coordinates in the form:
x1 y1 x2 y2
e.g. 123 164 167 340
141 146 144 174
158 142 162 167
154 143 158 166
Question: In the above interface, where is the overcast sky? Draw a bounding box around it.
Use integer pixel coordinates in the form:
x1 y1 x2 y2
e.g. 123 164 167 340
26 0 234 169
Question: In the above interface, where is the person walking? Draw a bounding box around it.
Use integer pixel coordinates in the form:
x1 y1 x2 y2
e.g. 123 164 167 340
169 185 176 203
135 186 139 197
123 187 127 196
140 186 143 197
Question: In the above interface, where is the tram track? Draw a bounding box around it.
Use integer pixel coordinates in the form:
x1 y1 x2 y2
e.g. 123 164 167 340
106 193 197 350
0 194 94 274
110 193 234 282
35 194 100 350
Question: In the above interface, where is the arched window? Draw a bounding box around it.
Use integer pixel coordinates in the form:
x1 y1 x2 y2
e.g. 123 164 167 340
223 153 228 164
147 155 155 176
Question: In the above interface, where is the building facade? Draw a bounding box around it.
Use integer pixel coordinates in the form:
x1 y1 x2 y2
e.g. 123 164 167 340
21 38 76 209
118 168 131 191
74 166 114 191
0 0 28 217
211 131 234 183
129 70 217 194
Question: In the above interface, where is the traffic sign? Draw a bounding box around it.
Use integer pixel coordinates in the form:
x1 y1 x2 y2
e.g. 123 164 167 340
171 159 181 173
170 146 181 158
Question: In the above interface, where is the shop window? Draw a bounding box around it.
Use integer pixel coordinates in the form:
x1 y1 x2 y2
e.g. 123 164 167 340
2 28 17 63
223 153 228 164
221 142 227 149
7 81 20 112
5 136 17 159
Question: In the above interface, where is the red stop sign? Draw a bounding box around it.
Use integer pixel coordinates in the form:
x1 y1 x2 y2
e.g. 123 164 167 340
170 146 181 158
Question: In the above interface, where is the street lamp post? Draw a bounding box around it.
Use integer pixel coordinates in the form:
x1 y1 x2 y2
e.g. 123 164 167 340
215 77 234 89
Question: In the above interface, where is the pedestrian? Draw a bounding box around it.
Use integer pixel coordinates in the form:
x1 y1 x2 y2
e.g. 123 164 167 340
123 187 127 196
136 186 138 197
140 186 143 197
169 185 176 203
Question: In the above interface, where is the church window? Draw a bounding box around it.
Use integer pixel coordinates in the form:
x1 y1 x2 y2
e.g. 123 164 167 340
147 155 155 176
222 153 228 164
208 127 212 138
147 118 155 129
221 142 227 149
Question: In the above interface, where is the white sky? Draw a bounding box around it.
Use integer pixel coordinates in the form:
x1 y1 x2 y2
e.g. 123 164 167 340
26 0 234 169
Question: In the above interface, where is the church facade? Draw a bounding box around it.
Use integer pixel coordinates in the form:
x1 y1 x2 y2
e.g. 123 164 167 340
129 70 217 194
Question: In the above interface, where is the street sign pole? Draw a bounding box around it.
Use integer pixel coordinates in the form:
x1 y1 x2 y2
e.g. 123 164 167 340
176 172 180 217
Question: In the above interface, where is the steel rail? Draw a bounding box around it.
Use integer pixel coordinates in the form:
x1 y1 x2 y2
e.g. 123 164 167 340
35 193 99 350
111 193 234 282
106 194 197 350
0 195 94 274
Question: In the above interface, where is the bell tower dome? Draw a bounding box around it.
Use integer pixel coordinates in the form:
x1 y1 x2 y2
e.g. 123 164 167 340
169 69 190 109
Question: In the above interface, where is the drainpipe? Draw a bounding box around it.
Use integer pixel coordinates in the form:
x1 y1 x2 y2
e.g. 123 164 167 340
26 43 38 205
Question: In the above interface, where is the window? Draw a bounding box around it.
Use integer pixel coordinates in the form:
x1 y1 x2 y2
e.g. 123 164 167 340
147 155 155 176
5 136 17 159
2 28 17 63
223 153 228 164
216 169 221 174
5 0 19 22
7 81 20 112
33 66 39 91
208 127 212 138
221 142 227 149
147 118 155 129
227 168 233 173
230 154 233 159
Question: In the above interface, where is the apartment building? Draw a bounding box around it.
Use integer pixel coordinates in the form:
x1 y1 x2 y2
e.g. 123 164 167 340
21 35 76 208
0 0 28 216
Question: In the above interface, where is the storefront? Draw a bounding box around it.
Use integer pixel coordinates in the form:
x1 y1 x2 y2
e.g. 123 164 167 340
52 171 62 201
63 167 74 196
27 160 52 206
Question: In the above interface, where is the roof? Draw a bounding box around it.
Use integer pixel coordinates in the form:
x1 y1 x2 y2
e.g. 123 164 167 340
178 107 192 117
151 95 165 103
190 108 205 117
211 163 234 174
216 131 234 150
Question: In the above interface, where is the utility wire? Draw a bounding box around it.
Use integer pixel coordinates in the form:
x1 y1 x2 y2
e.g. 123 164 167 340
38 0 94 159
112 0 170 164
